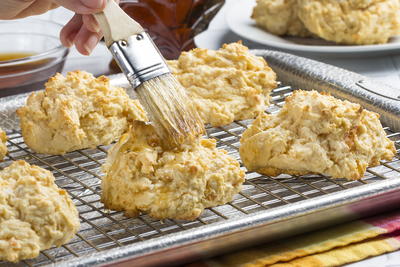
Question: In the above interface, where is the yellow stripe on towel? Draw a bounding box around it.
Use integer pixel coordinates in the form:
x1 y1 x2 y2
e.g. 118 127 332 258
204 221 386 267
270 236 400 267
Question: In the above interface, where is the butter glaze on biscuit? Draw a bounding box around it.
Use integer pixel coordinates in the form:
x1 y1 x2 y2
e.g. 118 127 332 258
0 161 79 262
0 128 6 161
17 71 147 155
102 121 245 220
168 43 277 127
240 90 396 180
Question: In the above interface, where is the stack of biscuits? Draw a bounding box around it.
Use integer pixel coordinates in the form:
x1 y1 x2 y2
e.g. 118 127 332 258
252 0 400 45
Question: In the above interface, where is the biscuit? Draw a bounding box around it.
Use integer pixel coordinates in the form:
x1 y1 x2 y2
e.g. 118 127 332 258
240 90 396 180
101 121 245 220
297 0 400 44
168 43 277 127
251 0 311 37
17 71 147 155
0 160 80 262
0 128 6 161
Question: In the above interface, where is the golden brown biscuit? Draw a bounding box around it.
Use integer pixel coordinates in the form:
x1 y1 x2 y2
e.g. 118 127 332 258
17 71 147 155
240 90 396 180
251 0 311 37
298 0 400 44
0 160 80 262
168 43 277 127
102 121 245 220
0 128 6 161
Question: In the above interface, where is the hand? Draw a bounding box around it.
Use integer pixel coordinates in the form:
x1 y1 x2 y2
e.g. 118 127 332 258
0 0 110 55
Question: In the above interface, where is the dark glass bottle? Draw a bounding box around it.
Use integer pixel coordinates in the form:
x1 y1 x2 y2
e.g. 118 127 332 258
110 0 224 72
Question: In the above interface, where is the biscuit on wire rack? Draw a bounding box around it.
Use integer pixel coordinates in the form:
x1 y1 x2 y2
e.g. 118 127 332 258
17 71 147 155
0 161 80 262
101 121 245 220
240 90 396 180
0 128 6 161
168 42 277 127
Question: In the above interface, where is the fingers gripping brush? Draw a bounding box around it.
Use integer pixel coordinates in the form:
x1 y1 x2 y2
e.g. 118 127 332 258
94 0 204 149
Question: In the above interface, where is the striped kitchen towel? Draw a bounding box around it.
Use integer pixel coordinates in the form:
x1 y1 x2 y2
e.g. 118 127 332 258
188 211 400 267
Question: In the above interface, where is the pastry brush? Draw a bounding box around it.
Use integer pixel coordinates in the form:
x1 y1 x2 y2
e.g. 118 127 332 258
94 0 204 149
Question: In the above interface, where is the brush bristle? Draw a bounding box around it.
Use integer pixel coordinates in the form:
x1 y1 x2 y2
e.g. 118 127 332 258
136 74 205 149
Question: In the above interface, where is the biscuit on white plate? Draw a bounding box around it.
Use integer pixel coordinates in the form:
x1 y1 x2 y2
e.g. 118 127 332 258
101 121 245 220
0 160 80 262
168 43 277 127
251 0 311 37
240 90 396 180
17 71 147 155
0 128 6 161
297 0 400 44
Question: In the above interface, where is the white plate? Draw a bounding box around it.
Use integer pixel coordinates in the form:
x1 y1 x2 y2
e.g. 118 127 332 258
226 0 400 55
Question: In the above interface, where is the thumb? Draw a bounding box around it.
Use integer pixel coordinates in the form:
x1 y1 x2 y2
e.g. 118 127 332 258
55 0 106 15
0 0 55 19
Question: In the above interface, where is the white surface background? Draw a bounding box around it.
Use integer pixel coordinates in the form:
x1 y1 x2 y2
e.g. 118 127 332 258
23 0 400 266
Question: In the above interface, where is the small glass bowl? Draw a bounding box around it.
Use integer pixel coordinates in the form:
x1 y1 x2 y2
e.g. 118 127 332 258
0 19 69 97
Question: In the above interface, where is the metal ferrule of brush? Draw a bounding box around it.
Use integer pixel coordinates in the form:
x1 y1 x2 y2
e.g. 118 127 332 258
109 32 170 89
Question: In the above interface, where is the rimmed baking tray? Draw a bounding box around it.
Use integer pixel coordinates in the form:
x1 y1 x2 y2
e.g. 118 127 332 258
0 71 399 267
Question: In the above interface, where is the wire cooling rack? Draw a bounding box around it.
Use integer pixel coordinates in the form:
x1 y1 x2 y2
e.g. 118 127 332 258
0 85 399 267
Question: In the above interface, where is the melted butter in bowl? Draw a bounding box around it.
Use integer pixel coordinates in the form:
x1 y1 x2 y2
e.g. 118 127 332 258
0 53 56 77
0 53 36 61
0 19 69 97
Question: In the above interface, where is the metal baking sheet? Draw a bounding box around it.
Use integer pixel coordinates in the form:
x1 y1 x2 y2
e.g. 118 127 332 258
0 73 399 267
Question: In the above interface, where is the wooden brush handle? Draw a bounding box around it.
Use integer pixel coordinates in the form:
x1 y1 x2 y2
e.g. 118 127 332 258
94 0 144 47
